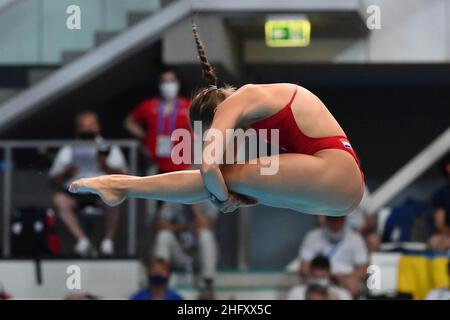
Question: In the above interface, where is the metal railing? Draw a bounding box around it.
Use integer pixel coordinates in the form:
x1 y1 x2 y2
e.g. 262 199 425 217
0 139 139 257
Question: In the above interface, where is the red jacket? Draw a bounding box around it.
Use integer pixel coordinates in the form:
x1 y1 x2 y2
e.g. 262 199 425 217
131 97 192 172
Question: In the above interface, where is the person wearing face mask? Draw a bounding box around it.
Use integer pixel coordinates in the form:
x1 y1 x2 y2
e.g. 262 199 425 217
131 258 183 300
288 255 352 300
124 70 192 174
298 216 369 299
49 111 127 257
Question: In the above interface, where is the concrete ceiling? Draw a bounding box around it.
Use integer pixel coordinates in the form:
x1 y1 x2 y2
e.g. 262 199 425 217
225 11 368 40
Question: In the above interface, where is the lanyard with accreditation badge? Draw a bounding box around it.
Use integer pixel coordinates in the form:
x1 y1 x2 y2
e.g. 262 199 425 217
156 99 179 157
327 238 344 259
324 231 345 259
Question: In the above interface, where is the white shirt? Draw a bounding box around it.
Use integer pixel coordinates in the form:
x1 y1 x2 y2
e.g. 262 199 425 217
49 141 127 188
299 227 369 275
287 284 352 300
425 288 450 300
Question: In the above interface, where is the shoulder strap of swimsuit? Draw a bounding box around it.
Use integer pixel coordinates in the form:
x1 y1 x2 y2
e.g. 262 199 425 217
286 85 298 107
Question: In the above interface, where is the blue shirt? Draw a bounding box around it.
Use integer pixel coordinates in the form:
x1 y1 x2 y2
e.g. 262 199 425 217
131 288 183 301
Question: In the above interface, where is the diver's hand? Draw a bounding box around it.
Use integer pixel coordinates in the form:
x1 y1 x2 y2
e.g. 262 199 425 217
210 192 258 213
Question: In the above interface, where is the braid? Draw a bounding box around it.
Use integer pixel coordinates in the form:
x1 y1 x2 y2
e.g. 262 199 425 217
192 19 218 86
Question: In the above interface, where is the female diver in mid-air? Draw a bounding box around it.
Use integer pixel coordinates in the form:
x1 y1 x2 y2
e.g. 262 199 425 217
69 22 364 216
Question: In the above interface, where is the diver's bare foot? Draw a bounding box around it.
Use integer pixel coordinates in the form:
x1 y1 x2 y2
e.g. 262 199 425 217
69 176 126 207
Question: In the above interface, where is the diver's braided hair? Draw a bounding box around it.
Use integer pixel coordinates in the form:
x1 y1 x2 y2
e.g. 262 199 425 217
191 18 218 87
189 18 235 129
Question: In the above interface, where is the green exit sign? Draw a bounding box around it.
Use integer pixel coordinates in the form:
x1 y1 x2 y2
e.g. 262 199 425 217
265 19 311 47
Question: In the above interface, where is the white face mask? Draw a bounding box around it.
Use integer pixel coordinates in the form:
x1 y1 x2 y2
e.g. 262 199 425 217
160 81 179 100
308 277 330 287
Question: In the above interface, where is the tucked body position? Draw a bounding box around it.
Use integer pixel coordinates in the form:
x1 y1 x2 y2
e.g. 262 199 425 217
69 21 365 216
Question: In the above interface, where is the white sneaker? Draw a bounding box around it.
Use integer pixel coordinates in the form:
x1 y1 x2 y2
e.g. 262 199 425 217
100 239 114 256
75 238 92 257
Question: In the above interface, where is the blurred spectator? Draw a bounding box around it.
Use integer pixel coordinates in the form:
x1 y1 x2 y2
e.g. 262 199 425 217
299 216 369 299
305 284 329 300
49 111 127 257
154 201 218 299
0 282 12 300
425 259 450 300
428 154 450 252
319 186 380 252
124 70 192 174
131 258 183 300
288 255 352 300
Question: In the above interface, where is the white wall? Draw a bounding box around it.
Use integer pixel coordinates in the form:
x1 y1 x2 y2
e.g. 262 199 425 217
0 260 142 299
0 0 41 64
365 0 448 62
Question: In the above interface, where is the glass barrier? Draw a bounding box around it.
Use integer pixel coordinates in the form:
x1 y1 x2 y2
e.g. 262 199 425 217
0 0 162 64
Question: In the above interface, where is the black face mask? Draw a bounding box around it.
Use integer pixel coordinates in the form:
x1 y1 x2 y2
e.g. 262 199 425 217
149 275 168 286
77 132 97 140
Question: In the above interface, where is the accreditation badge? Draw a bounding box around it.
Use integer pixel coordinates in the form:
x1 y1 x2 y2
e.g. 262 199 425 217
156 135 172 157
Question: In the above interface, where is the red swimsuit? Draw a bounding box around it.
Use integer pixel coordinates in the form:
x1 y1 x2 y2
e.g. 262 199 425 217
250 86 364 182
